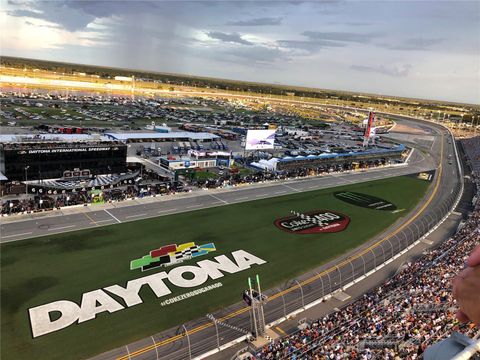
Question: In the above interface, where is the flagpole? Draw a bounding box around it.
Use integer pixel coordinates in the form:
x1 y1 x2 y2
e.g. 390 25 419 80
248 277 258 338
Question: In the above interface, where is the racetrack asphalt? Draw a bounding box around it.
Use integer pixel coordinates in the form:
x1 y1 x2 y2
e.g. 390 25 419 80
0 117 461 360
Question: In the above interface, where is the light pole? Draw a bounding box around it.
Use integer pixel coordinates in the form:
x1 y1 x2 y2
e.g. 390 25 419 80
25 166 30 195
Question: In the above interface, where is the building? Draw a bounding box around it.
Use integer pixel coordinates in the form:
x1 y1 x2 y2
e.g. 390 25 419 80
0 134 127 182
250 145 407 172
103 131 220 143
159 150 233 171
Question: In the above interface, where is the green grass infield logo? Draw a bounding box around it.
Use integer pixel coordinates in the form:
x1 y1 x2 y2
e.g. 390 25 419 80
130 242 216 271
28 249 266 338
334 191 397 211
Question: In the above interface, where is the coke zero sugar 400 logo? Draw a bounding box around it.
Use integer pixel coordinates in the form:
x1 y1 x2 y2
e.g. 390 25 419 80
274 210 350 234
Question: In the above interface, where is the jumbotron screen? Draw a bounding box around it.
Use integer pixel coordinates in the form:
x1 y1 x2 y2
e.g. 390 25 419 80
245 129 276 150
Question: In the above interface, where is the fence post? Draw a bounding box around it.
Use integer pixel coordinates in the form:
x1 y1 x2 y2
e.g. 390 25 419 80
336 265 342 287
183 324 192 360
319 273 325 298
278 288 287 318
387 239 394 259
402 230 409 249
360 254 367 276
326 271 333 293
125 345 131 360
412 221 421 239
349 260 355 282
369 248 377 270
294 280 305 309
214 319 220 348
151 336 159 360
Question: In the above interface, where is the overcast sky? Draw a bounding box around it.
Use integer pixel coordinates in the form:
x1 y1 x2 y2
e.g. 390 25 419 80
1 1 479 104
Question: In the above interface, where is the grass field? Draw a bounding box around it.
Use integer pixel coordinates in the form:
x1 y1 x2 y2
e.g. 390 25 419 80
0 175 430 360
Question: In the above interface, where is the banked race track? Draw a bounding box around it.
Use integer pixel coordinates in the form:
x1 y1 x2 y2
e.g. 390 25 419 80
0 116 462 360
93 117 461 360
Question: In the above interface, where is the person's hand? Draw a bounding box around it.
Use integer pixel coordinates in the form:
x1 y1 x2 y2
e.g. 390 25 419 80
466 245 480 267
452 245 480 325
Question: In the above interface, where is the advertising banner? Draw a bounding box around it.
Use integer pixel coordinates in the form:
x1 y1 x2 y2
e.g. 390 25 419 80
274 210 350 234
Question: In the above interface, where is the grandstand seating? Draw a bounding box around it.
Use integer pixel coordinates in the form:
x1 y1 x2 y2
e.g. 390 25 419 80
461 136 480 172
255 172 480 359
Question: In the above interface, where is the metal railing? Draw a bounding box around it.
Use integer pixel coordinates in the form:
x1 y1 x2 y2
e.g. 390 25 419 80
110 127 464 360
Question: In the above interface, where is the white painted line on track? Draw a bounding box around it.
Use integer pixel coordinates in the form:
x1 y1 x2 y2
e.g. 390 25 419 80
274 191 286 195
90 219 115 224
48 225 76 231
209 194 229 205
187 204 202 209
125 213 148 219
255 194 268 198
158 208 177 213
2 231 33 238
104 209 122 223
236 196 250 201
339 177 355 183
282 184 300 192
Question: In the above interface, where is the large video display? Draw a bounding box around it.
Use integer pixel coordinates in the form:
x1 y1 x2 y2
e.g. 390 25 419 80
245 129 276 150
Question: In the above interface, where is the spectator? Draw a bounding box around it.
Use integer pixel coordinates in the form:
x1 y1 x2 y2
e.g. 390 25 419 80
255 174 479 359
452 245 480 326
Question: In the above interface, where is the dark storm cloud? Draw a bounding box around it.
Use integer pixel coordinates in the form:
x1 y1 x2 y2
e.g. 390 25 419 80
351 64 412 77
206 31 253 46
65 0 159 18
383 37 444 51
226 17 283 26
7 0 161 31
8 5 96 31
302 31 377 43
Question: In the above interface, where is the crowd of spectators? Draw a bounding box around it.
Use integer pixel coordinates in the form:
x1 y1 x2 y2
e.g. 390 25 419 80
1 182 185 215
1 158 388 215
461 136 480 172
192 159 384 190
255 172 479 360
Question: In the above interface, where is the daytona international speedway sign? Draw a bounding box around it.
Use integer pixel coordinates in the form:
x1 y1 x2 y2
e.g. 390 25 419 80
28 249 266 338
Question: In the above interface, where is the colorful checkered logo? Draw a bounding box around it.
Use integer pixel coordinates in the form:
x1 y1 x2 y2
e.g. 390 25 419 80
130 242 216 271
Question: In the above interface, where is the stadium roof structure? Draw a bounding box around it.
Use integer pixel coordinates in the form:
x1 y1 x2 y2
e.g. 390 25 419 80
251 144 406 171
0 134 113 143
277 144 406 163
103 131 220 142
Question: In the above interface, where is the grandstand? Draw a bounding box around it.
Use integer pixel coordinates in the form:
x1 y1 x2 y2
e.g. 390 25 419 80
254 197 479 359
250 145 406 172
461 136 480 173
25 172 139 191
252 148 480 360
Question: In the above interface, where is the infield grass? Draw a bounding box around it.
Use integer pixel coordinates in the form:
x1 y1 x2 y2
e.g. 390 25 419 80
1 175 430 360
